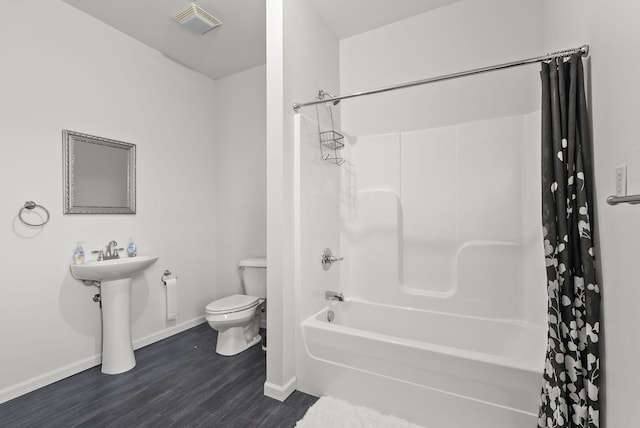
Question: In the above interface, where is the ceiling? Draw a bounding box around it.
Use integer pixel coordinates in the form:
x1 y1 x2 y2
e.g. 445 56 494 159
62 0 462 81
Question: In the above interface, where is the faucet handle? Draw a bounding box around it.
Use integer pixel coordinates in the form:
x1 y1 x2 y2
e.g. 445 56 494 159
113 248 125 259
321 248 343 271
91 249 104 261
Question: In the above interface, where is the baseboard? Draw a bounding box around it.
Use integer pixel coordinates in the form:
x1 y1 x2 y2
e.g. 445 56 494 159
133 316 205 350
0 354 101 405
264 376 297 402
0 316 206 404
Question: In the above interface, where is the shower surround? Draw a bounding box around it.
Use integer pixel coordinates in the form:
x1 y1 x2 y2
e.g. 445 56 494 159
293 111 547 427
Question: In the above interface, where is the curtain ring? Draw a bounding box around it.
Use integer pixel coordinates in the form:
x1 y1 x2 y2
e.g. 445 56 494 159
19 201 50 227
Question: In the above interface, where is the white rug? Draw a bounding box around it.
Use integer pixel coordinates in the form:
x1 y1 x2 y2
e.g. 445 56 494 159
295 396 425 428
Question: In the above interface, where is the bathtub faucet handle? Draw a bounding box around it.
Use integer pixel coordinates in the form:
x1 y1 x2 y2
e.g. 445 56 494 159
321 248 343 271
325 291 344 302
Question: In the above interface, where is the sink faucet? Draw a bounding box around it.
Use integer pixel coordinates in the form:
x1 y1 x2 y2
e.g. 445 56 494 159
325 291 344 302
105 241 120 260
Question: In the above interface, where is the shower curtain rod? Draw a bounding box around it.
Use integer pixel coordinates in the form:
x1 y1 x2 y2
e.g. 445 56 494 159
292 44 589 112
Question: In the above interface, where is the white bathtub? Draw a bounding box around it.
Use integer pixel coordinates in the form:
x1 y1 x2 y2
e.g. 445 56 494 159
300 299 546 428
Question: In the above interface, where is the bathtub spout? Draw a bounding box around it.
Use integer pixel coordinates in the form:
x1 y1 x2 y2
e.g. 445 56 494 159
325 291 344 301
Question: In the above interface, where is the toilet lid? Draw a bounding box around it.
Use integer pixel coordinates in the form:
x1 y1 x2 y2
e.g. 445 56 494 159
206 294 259 314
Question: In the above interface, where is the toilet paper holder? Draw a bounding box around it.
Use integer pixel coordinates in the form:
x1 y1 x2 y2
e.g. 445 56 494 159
161 270 178 286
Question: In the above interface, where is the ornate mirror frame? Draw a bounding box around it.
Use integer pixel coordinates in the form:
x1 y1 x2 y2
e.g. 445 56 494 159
63 130 136 214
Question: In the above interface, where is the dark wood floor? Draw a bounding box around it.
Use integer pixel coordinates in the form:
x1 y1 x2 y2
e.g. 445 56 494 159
0 324 317 428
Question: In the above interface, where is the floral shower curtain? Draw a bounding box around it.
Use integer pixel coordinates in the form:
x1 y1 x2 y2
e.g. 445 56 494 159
538 54 601 428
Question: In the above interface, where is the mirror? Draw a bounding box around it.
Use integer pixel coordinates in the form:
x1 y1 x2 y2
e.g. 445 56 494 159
63 130 136 214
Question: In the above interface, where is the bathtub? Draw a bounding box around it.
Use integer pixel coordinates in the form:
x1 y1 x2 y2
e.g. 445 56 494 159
300 299 546 428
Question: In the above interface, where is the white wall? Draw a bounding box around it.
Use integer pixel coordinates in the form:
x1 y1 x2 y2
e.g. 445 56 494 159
265 0 340 400
265 0 288 399
0 1 218 402
214 65 267 298
339 0 543 136
541 1 640 426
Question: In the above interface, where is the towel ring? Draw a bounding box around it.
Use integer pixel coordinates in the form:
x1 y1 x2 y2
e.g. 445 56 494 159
18 201 50 227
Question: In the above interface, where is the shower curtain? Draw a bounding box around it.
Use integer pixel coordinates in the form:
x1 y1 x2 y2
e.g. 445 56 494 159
538 55 600 428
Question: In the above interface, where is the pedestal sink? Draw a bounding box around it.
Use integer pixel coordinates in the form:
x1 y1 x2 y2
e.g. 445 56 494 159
70 256 159 374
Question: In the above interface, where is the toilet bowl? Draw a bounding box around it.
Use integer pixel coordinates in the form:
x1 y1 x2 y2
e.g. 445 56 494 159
205 294 264 356
205 258 267 356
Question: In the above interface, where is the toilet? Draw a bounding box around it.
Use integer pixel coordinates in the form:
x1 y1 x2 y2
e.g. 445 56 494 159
205 258 266 356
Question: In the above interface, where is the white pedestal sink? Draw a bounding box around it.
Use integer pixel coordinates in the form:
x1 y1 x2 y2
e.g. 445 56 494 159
70 256 159 374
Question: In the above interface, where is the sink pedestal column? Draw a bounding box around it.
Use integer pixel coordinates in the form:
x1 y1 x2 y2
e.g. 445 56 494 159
100 278 135 374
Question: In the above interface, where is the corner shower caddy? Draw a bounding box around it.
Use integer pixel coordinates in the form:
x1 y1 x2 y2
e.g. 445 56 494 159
315 90 344 166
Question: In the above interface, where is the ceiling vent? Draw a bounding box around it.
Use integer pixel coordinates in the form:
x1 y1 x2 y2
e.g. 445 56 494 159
174 3 222 34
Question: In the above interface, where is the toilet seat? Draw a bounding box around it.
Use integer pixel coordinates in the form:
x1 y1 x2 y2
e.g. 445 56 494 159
206 294 259 315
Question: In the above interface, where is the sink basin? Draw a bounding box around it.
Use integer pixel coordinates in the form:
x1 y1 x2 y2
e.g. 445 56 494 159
70 256 159 281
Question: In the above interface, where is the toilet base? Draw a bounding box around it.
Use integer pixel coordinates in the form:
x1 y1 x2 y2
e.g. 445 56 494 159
216 328 262 356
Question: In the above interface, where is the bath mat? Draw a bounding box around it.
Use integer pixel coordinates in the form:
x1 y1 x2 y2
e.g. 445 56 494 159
295 396 425 428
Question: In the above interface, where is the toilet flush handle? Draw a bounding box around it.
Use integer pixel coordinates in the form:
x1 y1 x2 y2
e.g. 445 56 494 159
321 248 343 271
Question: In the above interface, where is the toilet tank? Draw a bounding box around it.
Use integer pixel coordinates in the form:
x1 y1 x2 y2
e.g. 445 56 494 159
239 258 267 298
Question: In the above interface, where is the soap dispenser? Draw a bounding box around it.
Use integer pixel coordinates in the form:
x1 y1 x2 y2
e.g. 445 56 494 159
127 238 137 257
73 242 85 265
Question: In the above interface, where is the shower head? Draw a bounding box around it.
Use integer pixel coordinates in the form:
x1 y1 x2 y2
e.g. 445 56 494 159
318 89 341 105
